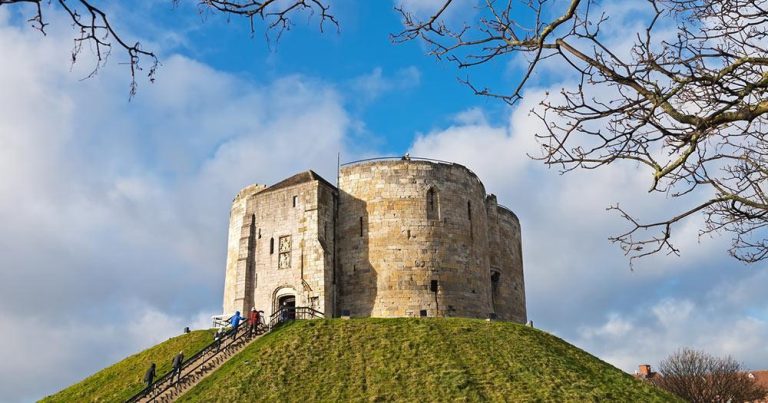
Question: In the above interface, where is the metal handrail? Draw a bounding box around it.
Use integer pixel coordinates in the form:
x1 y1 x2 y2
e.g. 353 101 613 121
125 307 320 402
124 317 262 403
340 156 460 167
267 306 325 321
268 306 325 330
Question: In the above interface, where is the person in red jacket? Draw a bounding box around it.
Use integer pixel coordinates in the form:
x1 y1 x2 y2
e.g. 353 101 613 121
248 307 260 337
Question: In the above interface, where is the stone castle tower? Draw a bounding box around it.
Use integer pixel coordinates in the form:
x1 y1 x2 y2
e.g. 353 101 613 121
222 158 526 323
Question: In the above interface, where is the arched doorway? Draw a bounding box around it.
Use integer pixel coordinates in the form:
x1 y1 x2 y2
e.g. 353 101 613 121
278 295 296 320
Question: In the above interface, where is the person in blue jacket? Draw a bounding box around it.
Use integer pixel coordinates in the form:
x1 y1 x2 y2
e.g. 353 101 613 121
229 311 242 340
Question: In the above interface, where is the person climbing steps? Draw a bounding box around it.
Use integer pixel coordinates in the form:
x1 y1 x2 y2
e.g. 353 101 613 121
171 351 184 384
229 310 242 341
143 362 156 392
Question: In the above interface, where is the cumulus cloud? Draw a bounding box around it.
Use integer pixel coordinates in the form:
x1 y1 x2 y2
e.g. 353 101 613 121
350 66 422 103
0 304 215 401
576 293 768 372
406 0 768 365
2 2 767 402
0 8 358 401
408 93 768 374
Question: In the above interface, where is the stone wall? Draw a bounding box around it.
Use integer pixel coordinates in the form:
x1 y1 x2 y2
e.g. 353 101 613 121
337 160 497 319
222 177 335 320
222 184 266 315
486 197 526 322
249 180 335 320
222 159 526 324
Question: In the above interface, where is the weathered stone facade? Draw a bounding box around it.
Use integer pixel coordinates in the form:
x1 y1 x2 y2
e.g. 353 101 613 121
222 159 526 323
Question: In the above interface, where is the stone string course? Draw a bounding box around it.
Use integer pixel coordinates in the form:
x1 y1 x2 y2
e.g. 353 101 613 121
222 159 526 323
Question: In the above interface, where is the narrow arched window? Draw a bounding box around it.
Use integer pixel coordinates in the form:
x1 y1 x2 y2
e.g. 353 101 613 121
467 200 472 221
490 270 501 308
427 187 439 220
270 237 275 254
491 271 500 290
468 200 473 240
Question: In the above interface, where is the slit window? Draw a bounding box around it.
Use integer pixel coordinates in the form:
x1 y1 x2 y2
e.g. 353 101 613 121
270 238 274 254
491 270 501 307
467 201 472 220
359 217 364 237
427 187 439 220
491 271 501 289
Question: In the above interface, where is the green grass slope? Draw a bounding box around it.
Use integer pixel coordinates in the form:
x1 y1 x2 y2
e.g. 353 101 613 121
41 329 215 403
181 318 679 402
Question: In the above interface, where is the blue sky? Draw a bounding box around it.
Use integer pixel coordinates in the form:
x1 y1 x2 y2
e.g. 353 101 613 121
0 1 766 401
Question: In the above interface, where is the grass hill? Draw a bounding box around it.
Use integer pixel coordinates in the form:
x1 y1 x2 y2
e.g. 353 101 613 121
41 329 215 402
180 318 679 402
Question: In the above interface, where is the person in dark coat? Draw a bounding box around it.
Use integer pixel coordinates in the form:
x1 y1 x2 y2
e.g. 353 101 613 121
171 351 184 384
248 307 259 337
280 302 287 323
229 310 242 340
143 362 156 391
214 327 224 352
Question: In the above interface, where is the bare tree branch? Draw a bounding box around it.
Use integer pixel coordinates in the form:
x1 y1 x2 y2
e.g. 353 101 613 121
654 348 768 402
0 0 336 97
396 0 768 264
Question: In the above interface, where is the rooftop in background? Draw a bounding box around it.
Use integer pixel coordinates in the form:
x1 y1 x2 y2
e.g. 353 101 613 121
261 170 336 194
748 370 768 401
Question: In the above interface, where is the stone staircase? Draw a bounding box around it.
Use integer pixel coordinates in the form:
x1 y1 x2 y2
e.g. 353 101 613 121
136 330 260 402
125 307 324 403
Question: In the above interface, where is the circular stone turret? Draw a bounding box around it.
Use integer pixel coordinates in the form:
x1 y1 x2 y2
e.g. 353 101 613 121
336 159 523 320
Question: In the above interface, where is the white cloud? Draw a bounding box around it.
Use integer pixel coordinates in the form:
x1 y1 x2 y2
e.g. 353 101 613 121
574 289 768 373
2 2 768 401
652 298 695 327
0 9 360 401
579 313 634 339
410 94 544 187
350 66 422 102
0 304 215 402
406 78 768 377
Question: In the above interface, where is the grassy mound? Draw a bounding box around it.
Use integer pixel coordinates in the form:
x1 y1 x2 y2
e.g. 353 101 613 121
180 318 679 402
41 329 215 402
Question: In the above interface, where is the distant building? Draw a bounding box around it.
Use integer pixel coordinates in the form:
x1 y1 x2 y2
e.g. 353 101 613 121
221 157 526 323
634 364 661 382
634 364 768 402
748 371 768 403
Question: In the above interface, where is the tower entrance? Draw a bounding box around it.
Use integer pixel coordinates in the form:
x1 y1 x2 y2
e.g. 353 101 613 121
278 295 296 320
